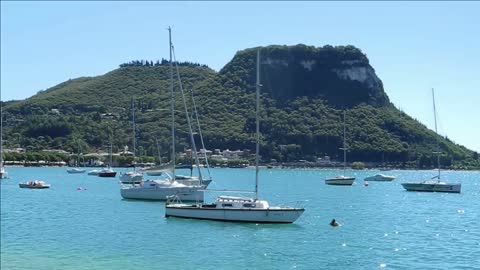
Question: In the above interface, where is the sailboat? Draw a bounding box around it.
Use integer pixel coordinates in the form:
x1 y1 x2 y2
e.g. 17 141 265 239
0 101 7 179
325 111 355 185
143 138 212 186
165 48 305 223
142 138 166 176
401 89 461 193
120 27 206 201
98 144 117 177
67 141 86 174
119 100 143 184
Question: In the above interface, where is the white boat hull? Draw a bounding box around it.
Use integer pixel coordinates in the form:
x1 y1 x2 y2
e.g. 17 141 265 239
0 169 7 179
364 175 395 181
401 183 461 193
67 168 86 174
165 205 304 223
121 187 204 201
325 177 355 185
19 183 50 189
87 170 101 175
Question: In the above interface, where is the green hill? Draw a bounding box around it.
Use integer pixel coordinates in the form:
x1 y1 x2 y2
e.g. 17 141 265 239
2 45 478 169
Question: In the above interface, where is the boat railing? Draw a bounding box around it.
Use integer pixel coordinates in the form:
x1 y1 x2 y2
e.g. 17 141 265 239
166 195 182 205
277 200 307 209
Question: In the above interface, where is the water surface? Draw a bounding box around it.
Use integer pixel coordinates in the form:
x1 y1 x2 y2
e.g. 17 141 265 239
1 167 479 269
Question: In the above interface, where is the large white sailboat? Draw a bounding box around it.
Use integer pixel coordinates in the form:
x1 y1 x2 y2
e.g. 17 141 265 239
121 27 206 201
325 111 355 185
401 89 461 193
0 101 7 179
119 100 143 184
165 49 305 223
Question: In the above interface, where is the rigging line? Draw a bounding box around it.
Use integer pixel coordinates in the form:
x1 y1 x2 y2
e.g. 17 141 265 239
171 45 203 181
189 85 212 179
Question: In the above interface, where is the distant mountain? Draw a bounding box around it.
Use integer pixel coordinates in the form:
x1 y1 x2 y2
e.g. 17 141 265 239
221 45 389 107
2 44 477 168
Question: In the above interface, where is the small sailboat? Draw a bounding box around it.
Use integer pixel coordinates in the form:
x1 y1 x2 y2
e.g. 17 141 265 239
401 89 461 193
143 137 166 176
67 142 86 174
119 100 143 184
141 138 212 186
165 48 305 223
326 111 355 185
0 101 7 179
98 145 117 177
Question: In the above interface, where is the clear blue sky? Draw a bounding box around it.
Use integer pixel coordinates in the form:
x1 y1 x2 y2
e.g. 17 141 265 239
1 1 479 152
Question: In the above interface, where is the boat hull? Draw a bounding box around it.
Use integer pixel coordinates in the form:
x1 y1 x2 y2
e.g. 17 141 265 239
98 172 117 177
67 168 86 174
401 183 461 193
325 178 355 185
120 187 204 201
146 171 163 176
19 184 50 189
165 205 304 223
364 175 395 182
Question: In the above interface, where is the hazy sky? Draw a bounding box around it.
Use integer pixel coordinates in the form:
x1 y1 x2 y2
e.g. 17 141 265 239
1 1 479 152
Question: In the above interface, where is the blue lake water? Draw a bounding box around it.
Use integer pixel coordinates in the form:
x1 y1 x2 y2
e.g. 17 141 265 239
1 167 479 269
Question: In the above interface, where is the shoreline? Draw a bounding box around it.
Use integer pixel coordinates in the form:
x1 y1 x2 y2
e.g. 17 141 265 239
3 164 479 171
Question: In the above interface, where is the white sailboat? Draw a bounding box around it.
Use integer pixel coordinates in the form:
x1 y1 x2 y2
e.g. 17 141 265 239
0 101 7 179
165 49 305 223
325 111 355 185
401 89 461 193
143 138 212 186
121 27 206 201
119 100 143 184
67 141 86 174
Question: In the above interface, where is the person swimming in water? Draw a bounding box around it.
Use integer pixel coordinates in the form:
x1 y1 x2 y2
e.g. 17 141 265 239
330 219 340 227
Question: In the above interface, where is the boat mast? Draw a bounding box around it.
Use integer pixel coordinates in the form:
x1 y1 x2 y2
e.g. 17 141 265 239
168 26 176 180
131 99 136 172
255 48 261 200
156 137 161 164
171 46 203 182
340 110 347 175
432 88 441 179
109 144 113 168
1 101 4 169
77 140 81 167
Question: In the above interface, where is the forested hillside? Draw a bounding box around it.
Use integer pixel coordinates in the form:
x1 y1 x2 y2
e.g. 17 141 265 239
2 44 478 169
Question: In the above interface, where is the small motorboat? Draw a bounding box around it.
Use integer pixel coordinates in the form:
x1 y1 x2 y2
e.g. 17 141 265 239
364 174 395 182
19 180 50 189
67 167 86 174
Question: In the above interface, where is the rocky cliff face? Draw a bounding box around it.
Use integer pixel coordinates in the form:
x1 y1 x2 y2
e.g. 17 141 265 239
220 44 389 108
